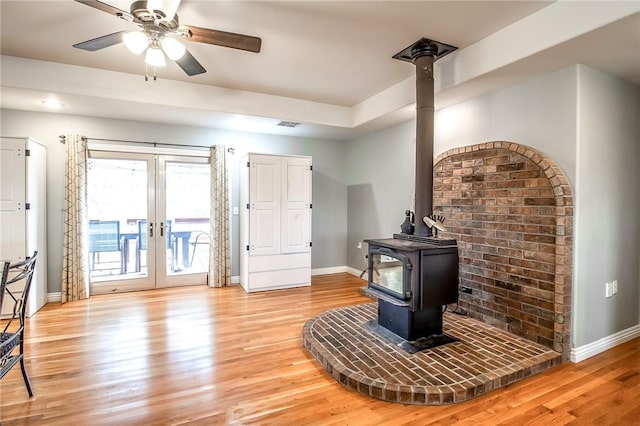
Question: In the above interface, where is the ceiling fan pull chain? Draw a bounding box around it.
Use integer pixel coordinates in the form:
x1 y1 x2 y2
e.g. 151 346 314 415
144 63 158 81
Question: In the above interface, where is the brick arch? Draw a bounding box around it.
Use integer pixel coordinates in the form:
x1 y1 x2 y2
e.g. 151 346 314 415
433 141 573 359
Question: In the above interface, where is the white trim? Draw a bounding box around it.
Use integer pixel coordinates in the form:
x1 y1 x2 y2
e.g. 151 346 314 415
570 324 640 363
47 292 62 303
231 275 240 284
346 266 366 278
311 266 347 276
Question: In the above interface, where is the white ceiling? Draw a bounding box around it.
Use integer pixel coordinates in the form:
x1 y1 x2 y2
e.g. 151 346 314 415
1 1 639 140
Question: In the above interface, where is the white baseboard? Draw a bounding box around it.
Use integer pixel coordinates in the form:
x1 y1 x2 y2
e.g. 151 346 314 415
570 324 640 363
311 266 347 276
47 292 62 303
47 269 355 302
346 266 367 278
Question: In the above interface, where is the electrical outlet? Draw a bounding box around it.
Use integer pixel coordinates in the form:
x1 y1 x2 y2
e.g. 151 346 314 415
612 280 618 294
605 281 612 298
357 242 362 249
233 207 239 215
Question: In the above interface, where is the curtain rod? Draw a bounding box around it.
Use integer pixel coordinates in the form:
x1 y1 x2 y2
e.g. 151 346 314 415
58 135 235 154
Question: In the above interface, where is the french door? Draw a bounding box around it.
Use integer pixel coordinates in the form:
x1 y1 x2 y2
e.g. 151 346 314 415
87 150 210 294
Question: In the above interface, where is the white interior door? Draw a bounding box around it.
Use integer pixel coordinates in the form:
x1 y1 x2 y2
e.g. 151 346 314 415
0 137 26 263
248 155 281 256
281 157 311 254
26 140 48 315
0 138 27 316
1 137 47 317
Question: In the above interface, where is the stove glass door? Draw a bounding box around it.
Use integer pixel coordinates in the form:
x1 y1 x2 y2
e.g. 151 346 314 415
369 248 411 300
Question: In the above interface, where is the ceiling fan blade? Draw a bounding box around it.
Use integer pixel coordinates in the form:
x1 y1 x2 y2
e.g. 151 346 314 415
74 0 133 21
73 31 126 51
183 25 261 53
175 49 206 76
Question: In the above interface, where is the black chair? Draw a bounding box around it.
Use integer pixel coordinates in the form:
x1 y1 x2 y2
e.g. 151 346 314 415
88 220 122 273
1 251 38 397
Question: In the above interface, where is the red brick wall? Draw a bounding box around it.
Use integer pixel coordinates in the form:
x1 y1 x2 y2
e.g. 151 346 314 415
433 142 573 358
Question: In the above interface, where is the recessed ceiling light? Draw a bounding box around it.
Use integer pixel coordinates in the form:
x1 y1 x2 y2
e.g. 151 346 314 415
40 99 65 109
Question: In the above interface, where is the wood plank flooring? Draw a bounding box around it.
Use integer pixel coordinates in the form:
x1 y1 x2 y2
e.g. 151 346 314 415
1 273 638 425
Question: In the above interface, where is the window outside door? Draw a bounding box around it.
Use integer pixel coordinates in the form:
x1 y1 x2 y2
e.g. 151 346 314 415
87 150 210 294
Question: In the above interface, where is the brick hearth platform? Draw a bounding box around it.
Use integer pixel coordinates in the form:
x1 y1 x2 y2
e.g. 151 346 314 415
303 303 561 405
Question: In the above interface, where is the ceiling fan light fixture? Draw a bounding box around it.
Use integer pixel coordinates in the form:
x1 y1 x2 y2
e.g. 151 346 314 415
123 31 149 54
73 0 262 78
145 46 166 67
161 37 186 60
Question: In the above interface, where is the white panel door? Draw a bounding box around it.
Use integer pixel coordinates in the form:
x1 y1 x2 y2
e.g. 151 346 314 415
249 155 281 256
281 157 311 254
25 140 47 316
0 137 26 263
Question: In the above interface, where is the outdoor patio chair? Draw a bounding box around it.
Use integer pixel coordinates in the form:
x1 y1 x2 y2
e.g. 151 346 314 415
88 220 122 272
1 251 38 397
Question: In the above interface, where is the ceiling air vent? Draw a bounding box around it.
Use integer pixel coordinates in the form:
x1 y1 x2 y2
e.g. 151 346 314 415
277 121 301 128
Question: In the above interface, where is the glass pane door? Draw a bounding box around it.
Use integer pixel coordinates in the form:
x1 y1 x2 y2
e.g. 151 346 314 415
87 152 155 294
155 155 210 288
87 151 210 292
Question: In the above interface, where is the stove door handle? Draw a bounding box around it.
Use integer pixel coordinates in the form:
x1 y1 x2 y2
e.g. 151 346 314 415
370 247 412 270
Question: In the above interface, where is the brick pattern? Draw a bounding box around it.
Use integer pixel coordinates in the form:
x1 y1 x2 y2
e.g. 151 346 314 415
432 142 573 358
303 303 561 405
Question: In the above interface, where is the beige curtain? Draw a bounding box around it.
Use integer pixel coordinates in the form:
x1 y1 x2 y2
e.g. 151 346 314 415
208 145 231 287
61 134 90 303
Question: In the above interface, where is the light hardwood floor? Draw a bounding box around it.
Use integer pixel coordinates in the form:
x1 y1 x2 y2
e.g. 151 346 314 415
1 273 639 425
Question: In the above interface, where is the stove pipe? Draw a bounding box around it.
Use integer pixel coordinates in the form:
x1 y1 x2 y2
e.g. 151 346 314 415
411 41 438 236
393 39 457 237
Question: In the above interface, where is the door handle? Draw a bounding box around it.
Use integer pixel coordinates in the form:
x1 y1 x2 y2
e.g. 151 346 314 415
149 222 154 237
160 222 165 237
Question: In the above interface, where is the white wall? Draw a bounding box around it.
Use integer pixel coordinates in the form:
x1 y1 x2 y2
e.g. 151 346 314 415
0 110 348 293
346 65 640 350
346 66 578 271
345 120 416 270
433 66 578 186
573 65 640 346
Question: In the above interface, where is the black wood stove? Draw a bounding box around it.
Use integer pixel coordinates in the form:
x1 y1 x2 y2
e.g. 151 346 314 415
365 235 458 340
364 38 460 345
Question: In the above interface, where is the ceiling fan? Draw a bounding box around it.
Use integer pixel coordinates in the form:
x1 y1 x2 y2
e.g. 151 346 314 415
73 0 262 79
